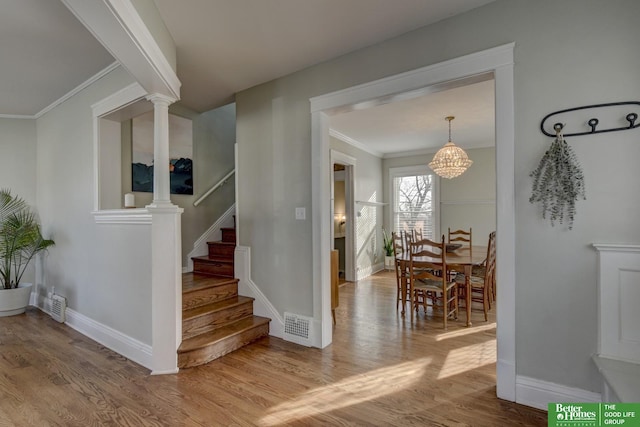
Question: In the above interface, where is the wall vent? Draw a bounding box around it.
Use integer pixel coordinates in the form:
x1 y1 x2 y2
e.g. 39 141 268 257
50 294 66 323
283 312 313 346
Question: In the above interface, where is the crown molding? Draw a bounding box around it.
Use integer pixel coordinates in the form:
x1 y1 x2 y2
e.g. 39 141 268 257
0 62 120 120
0 114 35 119
329 129 382 158
36 62 121 119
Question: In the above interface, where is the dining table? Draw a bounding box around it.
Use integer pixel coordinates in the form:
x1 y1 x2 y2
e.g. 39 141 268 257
397 244 488 327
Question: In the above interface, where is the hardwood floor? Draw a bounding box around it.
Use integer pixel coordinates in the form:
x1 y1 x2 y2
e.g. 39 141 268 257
0 271 546 426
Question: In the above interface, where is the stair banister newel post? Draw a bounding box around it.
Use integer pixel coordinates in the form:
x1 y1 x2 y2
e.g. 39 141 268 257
146 93 184 375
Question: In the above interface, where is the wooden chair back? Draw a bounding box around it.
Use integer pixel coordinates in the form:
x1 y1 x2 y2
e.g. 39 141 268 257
409 235 447 283
448 227 472 248
412 228 423 243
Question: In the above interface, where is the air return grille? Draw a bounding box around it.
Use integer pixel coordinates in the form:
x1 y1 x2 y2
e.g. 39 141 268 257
283 312 313 346
50 294 66 323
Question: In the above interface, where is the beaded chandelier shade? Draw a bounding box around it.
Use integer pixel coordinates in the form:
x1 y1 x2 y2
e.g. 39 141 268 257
428 116 473 179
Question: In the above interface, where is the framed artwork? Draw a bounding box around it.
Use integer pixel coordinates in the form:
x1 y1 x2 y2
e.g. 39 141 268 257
132 111 193 195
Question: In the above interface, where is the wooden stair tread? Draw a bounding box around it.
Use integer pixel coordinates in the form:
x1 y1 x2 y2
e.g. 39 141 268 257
178 316 270 353
192 255 233 263
207 241 235 246
183 296 254 321
182 273 238 293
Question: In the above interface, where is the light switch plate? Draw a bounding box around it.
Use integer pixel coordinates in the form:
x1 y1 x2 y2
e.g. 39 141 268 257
295 207 306 220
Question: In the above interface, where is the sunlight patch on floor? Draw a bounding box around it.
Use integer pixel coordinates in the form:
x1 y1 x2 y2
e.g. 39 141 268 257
259 357 432 426
435 322 496 341
437 339 496 379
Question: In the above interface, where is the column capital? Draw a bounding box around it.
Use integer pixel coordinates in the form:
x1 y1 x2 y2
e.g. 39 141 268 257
146 93 177 106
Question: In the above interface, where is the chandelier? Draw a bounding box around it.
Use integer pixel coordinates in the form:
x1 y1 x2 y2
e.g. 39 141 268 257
428 116 473 179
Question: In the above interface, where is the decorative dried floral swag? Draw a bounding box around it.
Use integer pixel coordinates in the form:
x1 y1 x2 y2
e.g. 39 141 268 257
529 132 586 229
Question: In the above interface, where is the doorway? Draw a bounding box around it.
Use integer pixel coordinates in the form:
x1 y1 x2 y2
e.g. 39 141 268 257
310 43 516 401
331 150 356 283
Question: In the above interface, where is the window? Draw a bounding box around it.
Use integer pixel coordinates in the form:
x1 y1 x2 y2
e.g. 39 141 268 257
390 166 438 240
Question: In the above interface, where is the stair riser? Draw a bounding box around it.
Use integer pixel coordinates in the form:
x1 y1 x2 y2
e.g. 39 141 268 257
221 229 236 243
183 301 254 340
193 259 234 277
183 283 238 310
208 243 235 258
178 323 269 368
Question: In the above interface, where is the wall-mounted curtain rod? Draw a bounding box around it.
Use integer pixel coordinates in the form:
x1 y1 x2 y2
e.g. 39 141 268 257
193 169 235 206
540 101 640 137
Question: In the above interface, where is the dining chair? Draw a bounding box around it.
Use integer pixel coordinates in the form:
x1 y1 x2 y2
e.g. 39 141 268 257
448 227 472 249
392 231 409 311
412 228 423 242
409 235 458 329
455 231 496 321
447 227 472 280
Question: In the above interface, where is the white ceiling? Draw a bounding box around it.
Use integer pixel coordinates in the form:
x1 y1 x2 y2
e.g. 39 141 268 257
2 0 496 153
330 78 495 156
152 0 496 113
0 0 114 116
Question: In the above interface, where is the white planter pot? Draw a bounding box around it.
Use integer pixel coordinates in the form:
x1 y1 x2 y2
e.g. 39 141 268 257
385 256 395 270
0 283 33 317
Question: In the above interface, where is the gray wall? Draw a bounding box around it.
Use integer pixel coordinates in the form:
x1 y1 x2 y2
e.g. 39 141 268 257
236 0 640 393
122 103 237 265
0 118 38 284
35 67 154 345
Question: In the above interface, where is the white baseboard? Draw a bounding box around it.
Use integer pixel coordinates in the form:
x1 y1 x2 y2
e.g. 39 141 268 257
234 246 285 339
31 292 153 371
357 262 385 280
516 375 602 411
185 204 235 271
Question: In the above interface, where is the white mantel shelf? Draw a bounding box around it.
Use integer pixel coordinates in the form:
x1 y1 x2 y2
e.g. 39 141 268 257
593 243 640 252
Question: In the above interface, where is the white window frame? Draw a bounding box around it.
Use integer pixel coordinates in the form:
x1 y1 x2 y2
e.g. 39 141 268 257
389 165 439 240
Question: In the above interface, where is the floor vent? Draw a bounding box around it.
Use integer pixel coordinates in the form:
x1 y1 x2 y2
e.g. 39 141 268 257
283 312 313 346
50 294 66 323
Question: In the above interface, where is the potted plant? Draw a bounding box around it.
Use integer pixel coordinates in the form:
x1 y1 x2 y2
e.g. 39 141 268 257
0 189 54 316
382 228 395 270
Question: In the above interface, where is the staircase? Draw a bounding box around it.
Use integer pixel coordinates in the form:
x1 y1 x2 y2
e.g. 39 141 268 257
178 224 270 369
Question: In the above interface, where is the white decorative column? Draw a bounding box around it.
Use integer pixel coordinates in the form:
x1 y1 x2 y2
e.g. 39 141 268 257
146 93 183 374
147 94 174 207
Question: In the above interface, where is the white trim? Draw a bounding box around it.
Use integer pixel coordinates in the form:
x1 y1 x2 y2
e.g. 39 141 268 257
32 294 152 370
593 243 640 253
310 44 513 113
330 150 357 284
0 114 37 120
0 62 120 119
357 262 385 281
311 43 516 399
37 62 121 118
92 82 148 212
185 204 236 271
104 0 181 99
515 376 601 411
235 246 284 339
92 208 152 224
329 129 383 158
91 82 148 117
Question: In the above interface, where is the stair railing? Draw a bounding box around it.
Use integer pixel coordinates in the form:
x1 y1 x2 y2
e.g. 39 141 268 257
193 169 235 207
